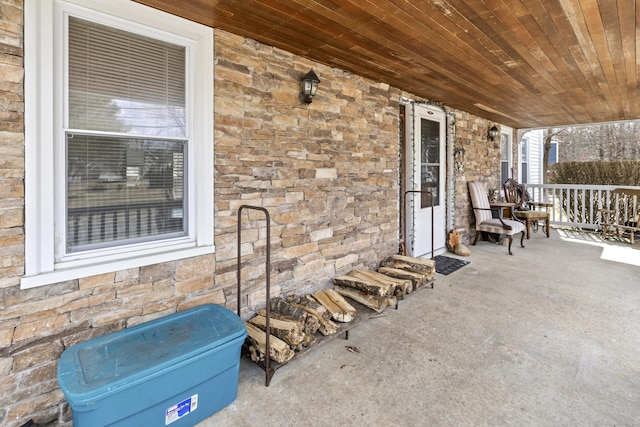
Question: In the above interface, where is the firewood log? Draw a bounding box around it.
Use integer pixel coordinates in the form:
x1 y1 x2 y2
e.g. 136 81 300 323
311 289 356 322
270 297 310 318
333 274 392 297
245 322 295 364
286 294 339 336
269 299 321 335
377 266 425 291
286 294 331 320
333 286 394 313
380 266 431 290
380 255 435 282
347 269 410 299
391 254 436 273
248 314 306 348
259 306 319 347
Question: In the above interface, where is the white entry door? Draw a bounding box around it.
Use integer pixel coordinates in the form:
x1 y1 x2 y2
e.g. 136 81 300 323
405 104 446 258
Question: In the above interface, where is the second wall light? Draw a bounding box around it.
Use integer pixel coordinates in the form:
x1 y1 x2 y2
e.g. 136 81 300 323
300 69 320 104
488 125 499 141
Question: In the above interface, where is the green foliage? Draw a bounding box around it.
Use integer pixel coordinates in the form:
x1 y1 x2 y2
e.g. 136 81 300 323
548 161 640 185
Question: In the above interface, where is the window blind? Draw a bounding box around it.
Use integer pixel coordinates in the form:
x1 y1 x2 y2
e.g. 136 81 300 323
68 17 186 137
66 17 188 253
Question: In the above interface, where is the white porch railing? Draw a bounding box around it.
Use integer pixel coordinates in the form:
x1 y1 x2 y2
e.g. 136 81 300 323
525 184 640 230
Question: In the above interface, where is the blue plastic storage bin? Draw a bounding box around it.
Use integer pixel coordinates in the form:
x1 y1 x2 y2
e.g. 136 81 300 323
57 304 247 427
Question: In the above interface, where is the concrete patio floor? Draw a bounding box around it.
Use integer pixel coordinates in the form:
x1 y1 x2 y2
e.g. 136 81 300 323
200 229 640 427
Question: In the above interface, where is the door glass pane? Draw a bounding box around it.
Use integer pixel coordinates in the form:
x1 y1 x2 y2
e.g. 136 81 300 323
420 118 440 208
421 165 438 208
66 134 187 252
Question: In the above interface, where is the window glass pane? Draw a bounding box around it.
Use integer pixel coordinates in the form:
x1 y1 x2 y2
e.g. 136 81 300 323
501 161 509 186
500 132 511 186
500 134 509 160
420 118 439 163
66 134 186 252
68 17 186 137
420 118 440 208
420 165 438 208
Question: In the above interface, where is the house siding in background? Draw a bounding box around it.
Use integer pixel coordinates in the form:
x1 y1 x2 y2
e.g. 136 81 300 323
520 129 544 185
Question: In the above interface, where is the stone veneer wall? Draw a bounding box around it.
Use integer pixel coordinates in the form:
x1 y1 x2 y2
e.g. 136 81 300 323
0 6 501 425
212 31 402 314
451 111 503 240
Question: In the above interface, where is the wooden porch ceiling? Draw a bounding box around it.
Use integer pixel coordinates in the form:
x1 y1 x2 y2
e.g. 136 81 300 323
135 0 639 129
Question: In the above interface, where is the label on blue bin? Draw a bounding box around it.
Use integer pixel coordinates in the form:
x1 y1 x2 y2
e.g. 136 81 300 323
165 394 198 425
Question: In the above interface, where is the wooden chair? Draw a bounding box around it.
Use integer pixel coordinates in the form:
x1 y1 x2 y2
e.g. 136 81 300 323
503 178 550 239
468 180 525 255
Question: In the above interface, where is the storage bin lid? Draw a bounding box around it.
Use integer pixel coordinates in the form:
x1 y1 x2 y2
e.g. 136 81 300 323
57 304 246 401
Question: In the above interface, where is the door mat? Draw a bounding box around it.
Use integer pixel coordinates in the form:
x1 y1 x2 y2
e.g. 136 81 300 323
434 255 470 275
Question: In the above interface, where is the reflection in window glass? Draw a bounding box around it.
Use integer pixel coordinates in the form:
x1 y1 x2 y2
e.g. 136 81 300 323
66 134 187 252
500 133 510 186
65 16 189 254
68 17 186 137
521 137 528 184
420 118 439 208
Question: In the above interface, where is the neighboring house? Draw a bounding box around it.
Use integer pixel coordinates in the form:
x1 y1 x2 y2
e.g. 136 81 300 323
2 1 510 425
500 125 546 190
518 129 545 185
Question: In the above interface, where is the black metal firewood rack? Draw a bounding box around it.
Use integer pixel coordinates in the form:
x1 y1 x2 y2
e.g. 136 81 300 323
236 204 433 387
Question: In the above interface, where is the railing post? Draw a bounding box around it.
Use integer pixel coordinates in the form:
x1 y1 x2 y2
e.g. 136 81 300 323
526 183 640 230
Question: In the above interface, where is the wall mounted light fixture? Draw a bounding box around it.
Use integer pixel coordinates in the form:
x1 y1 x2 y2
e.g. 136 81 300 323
300 68 320 104
488 125 499 141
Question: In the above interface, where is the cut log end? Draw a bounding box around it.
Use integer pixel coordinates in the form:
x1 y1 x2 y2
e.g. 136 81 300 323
312 289 356 322
245 322 295 364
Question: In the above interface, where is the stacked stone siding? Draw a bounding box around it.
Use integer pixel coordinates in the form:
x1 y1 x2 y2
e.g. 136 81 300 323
0 6 502 426
452 110 503 237
0 0 24 292
213 31 402 314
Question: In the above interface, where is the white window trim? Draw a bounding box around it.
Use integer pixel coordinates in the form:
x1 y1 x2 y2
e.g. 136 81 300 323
500 125 513 184
23 0 214 289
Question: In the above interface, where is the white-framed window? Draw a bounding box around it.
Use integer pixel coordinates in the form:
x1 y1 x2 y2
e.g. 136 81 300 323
500 125 513 190
23 0 214 288
520 136 529 184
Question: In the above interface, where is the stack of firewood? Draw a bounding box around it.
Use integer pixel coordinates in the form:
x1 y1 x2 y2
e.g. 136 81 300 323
244 254 435 365
333 254 435 312
244 291 355 364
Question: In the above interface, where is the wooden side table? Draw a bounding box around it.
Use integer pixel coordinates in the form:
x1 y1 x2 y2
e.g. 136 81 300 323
489 201 515 219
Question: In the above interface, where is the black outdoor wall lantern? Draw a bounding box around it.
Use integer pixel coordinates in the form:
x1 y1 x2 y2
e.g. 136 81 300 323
300 68 320 104
488 125 499 141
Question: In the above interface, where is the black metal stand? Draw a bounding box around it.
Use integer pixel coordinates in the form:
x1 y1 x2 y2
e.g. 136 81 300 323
237 205 275 386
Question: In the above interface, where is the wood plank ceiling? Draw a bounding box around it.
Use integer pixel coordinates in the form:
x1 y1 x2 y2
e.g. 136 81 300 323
134 0 639 129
